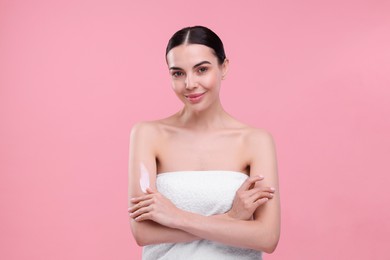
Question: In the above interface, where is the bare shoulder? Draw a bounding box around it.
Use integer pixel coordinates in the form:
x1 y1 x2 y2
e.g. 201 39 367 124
130 113 187 143
242 126 276 153
247 127 275 144
129 120 163 142
223 116 275 146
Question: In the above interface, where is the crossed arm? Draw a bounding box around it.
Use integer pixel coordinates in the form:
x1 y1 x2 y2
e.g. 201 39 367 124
127 123 280 253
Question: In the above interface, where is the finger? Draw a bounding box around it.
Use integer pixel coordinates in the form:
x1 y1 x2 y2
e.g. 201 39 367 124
247 187 275 196
250 191 274 202
129 205 152 219
237 175 264 192
254 186 276 194
129 198 153 212
146 187 157 194
130 194 153 204
243 187 274 198
128 198 153 213
135 212 152 222
254 197 269 208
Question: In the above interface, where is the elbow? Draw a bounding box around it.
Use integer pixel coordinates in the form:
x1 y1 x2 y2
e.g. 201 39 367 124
256 232 280 254
131 222 149 246
133 232 147 247
132 229 146 246
262 241 278 254
135 239 147 247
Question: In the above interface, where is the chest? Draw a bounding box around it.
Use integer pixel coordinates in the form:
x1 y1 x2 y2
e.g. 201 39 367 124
156 171 247 215
156 131 251 172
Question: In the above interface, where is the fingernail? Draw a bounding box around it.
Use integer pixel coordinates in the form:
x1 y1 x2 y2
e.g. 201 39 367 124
270 187 275 191
259 175 264 178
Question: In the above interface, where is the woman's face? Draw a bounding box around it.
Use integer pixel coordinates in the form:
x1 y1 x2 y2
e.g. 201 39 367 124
166 44 228 110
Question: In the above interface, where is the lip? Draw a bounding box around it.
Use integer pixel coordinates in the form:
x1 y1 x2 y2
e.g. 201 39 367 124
185 92 206 103
185 92 205 98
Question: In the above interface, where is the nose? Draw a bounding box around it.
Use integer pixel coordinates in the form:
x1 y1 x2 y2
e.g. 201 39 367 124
185 74 197 90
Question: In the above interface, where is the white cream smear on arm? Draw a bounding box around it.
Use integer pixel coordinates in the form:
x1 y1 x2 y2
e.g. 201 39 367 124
139 162 150 193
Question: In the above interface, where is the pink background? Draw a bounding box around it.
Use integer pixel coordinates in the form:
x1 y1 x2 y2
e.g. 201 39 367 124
1 0 389 259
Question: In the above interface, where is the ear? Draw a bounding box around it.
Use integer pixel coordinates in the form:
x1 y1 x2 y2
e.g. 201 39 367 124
221 58 229 80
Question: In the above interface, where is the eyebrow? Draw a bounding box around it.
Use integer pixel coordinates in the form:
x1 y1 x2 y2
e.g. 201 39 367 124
169 61 211 71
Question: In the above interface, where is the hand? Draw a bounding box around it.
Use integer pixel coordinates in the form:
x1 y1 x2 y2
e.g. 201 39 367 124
227 175 275 220
128 188 182 228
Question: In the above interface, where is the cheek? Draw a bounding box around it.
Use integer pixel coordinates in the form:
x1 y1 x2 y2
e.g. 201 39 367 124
171 80 184 93
202 74 220 90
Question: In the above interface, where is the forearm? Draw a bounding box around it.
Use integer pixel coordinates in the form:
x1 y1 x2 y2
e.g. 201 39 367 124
129 182 279 250
131 219 199 246
174 211 278 253
131 212 233 246
131 205 277 251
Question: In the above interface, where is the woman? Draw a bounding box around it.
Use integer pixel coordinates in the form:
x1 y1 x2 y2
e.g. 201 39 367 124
128 26 280 259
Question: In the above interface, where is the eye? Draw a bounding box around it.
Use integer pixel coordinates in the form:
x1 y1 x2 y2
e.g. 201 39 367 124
197 67 208 74
171 71 184 78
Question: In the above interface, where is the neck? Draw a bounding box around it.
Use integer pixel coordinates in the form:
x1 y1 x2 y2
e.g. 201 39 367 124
177 99 230 131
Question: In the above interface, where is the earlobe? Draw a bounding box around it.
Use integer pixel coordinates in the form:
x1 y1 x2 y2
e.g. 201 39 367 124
222 58 229 80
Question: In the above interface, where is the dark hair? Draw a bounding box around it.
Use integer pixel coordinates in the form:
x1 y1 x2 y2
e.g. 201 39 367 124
166 26 226 65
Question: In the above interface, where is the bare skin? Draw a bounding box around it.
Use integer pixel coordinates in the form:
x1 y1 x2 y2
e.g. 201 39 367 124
128 44 280 253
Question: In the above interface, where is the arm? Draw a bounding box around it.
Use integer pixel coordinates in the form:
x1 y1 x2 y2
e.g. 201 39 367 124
128 123 274 246
173 130 280 253
128 122 198 245
130 129 280 253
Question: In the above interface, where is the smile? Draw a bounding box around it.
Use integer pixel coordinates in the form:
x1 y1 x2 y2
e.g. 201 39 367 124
185 92 206 103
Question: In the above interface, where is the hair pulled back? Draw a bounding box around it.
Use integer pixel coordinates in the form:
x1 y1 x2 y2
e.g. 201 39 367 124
166 26 226 65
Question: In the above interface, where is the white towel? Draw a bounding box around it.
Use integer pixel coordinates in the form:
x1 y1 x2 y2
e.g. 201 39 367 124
142 170 263 260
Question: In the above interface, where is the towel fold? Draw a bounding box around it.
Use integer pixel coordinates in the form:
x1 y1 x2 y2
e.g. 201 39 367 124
142 170 263 260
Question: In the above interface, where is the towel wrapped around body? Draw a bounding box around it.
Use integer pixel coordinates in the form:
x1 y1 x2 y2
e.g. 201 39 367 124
142 170 263 260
